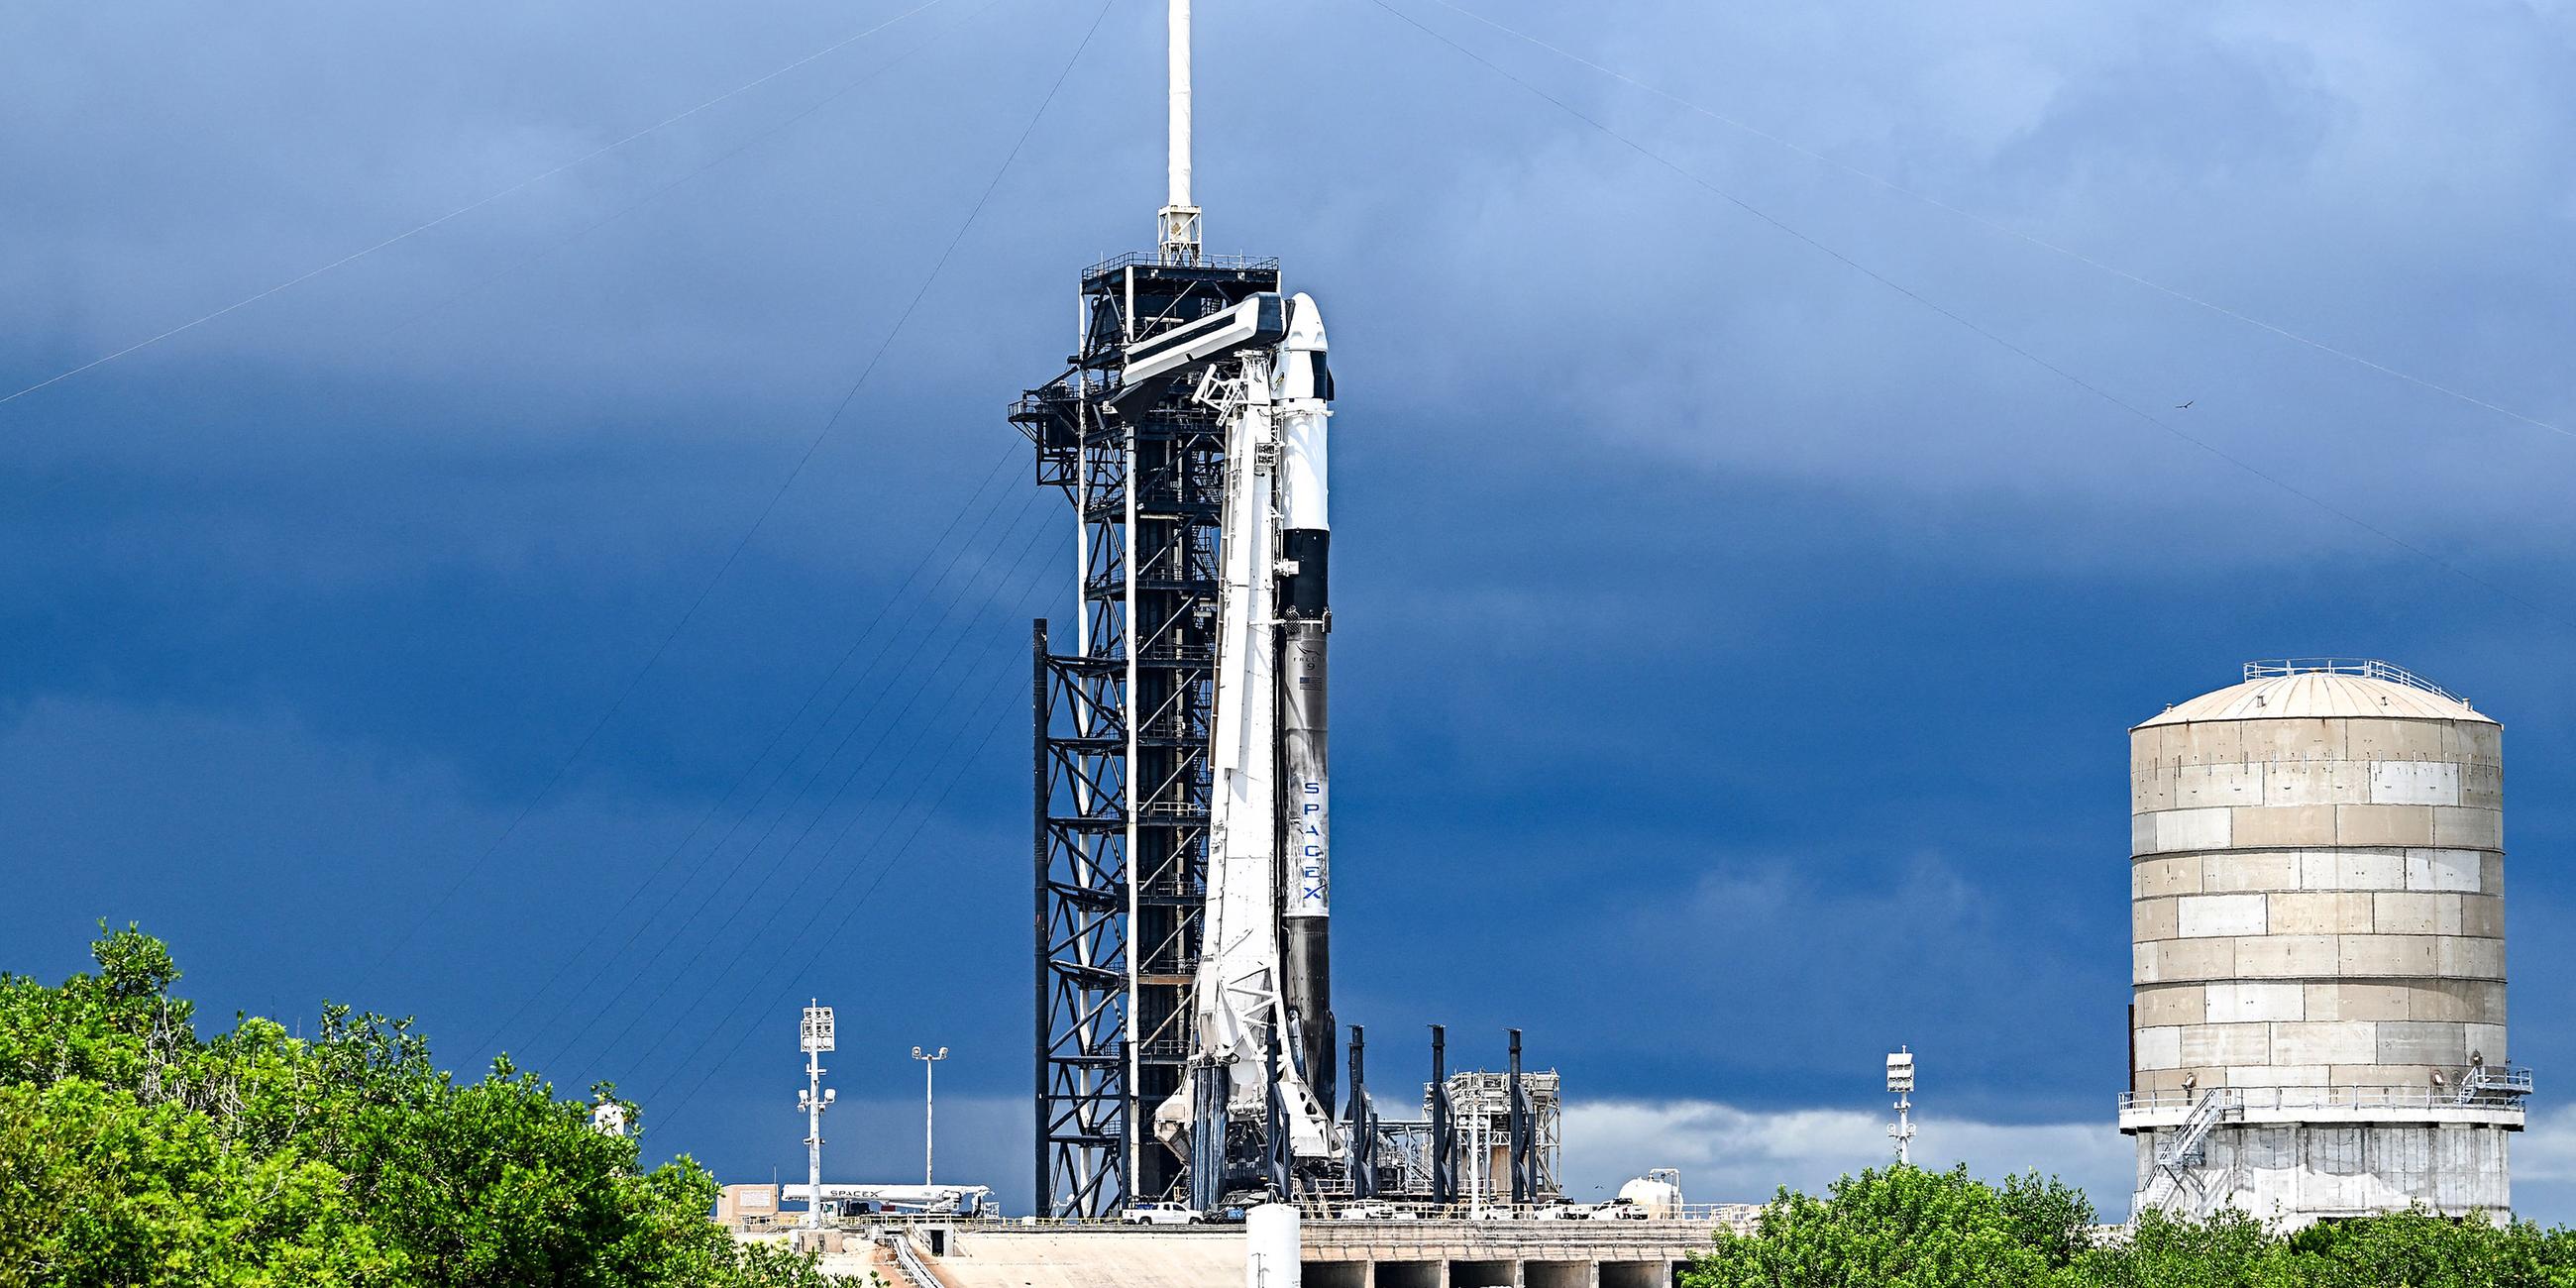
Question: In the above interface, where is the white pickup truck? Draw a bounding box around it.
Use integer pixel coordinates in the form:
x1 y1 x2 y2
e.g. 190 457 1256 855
1123 1202 1205 1227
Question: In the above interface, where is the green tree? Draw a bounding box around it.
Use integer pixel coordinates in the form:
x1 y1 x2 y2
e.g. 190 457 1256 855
1684 1165 2054 1288
0 924 848 1288
2270 1210 2576 1288
2066 1207 2278 1288
1997 1170 2096 1270
1685 1163 2576 1288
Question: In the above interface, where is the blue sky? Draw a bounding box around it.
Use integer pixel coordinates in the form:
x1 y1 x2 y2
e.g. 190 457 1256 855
7 0 2576 1221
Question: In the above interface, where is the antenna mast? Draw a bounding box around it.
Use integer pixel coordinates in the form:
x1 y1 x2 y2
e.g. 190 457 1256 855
1157 0 1202 264
799 1002 836 1228
1886 1046 1916 1167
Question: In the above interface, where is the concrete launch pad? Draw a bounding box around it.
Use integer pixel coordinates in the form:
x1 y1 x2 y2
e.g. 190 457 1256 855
805 1219 1745 1288
892 1229 1245 1288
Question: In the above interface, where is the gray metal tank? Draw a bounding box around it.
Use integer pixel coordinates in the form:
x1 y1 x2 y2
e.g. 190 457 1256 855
2121 660 2525 1226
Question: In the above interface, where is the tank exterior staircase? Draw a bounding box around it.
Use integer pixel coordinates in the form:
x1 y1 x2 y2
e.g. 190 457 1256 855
2154 1088 2242 1168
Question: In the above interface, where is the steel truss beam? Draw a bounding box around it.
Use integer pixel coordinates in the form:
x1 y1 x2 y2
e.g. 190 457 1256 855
1023 254 1281 1217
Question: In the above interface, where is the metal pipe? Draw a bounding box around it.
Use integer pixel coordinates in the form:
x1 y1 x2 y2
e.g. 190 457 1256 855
1346 1025 1375 1199
1429 1025 1453 1205
1508 1029 1532 1206
1030 620 1051 1213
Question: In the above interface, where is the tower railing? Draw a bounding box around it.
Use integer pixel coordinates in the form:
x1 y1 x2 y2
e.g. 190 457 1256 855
1084 251 1279 276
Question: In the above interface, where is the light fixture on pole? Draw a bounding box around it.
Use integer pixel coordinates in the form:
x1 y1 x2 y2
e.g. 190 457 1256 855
1886 1046 1916 1167
799 1003 836 1229
912 1045 949 1185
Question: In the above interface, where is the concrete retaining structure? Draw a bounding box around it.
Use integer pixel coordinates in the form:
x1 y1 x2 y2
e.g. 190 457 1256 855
882 1219 1735 1288
1301 1220 1731 1287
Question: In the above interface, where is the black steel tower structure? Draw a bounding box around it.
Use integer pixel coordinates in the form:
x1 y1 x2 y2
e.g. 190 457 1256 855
1022 251 1281 1217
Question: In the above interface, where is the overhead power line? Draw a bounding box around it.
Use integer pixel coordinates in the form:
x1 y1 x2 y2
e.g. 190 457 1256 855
646 657 1031 1123
0 0 952 408
351 0 1062 992
1363 0 2576 637
378 0 1008 354
460 444 1028 1057
629 0 1123 1121
586 524 1060 1087
1417 0 2575 444
537 502 1059 1075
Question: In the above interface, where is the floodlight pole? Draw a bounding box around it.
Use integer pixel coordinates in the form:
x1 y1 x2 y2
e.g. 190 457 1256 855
912 1045 949 1185
805 1040 824 1225
800 1001 837 1229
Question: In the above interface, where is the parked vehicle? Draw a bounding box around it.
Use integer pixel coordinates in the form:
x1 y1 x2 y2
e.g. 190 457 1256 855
1335 1202 1418 1221
1123 1202 1204 1226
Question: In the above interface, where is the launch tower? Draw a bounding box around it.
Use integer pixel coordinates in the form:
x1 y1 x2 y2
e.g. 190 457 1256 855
1020 0 1341 1217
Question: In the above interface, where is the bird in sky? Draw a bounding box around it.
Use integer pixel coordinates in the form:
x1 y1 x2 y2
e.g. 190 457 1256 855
2175 399 2195 409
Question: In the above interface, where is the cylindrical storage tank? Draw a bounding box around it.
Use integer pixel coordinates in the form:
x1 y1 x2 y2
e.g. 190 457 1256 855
1244 1203 1300 1288
1615 1176 1681 1219
2122 660 2522 1227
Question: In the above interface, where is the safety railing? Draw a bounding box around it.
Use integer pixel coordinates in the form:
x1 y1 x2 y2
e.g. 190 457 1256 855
2153 1090 2240 1166
1085 251 1281 276
2121 1076 2532 1116
2458 1064 2536 1102
2242 658 2464 703
884 1231 942 1287
941 1201 1768 1230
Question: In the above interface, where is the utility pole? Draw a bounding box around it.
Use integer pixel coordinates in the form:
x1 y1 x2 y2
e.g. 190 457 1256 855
799 1003 836 1228
1886 1046 1916 1167
912 1045 949 1185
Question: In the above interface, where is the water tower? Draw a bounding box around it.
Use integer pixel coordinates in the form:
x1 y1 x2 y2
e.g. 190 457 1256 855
2122 660 2527 1225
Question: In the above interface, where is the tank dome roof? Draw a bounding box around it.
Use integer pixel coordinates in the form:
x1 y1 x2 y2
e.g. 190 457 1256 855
2137 660 2495 729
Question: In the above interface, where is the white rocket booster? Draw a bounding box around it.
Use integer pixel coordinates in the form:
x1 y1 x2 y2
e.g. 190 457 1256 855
1150 293 1342 1176
1275 295 1334 1099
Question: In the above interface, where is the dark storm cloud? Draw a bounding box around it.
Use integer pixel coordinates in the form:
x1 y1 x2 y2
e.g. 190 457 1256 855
6 0 2576 1216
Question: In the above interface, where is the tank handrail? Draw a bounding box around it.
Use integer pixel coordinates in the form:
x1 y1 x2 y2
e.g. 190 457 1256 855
2120 1074 2531 1115
2242 658 2465 704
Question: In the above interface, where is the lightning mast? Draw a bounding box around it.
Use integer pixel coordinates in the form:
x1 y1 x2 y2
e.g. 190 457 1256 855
1158 0 1200 265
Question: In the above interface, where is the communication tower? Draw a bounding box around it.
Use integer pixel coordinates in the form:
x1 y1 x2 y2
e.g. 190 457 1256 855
1886 1047 1915 1166
798 1002 836 1229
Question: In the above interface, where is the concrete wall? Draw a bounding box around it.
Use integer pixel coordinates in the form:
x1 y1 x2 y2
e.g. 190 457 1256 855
2130 714 2507 1098
912 1221 1726 1288
1304 1220 1722 1287
2131 1122 2513 1227
916 1230 1248 1288
2127 698 2515 1222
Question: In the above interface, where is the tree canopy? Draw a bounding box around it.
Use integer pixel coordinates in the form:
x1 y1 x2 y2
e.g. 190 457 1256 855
0 924 843 1287
1684 1164 2576 1288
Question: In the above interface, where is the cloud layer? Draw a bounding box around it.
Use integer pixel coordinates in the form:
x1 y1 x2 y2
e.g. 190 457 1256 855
7 0 2576 1228
1565 1097 2576 1226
